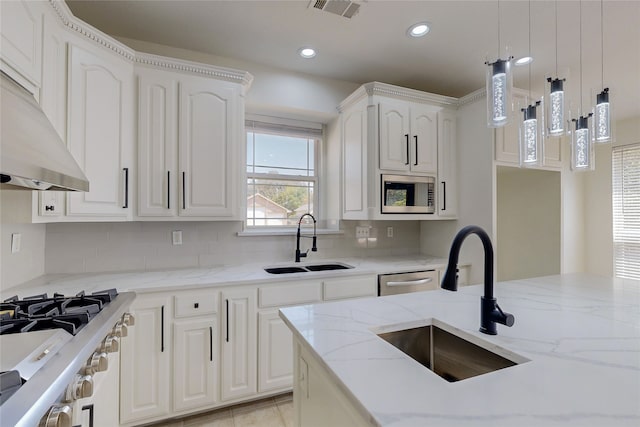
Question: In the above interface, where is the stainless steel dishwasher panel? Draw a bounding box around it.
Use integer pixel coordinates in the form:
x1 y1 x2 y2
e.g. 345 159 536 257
378 270 439 296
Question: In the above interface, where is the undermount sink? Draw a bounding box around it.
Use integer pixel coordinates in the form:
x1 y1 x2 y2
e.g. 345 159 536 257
377 320 527 382
264 262 354 274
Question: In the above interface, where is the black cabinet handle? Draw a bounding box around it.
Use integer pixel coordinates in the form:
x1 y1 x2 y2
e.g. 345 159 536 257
405 134 410 165
225 299 229 343
82 404 94 427
160 305 165 352
167 171 170 209
182 172 186 210
209 326 213 361
414 135 418 166
442 181 446 211
122 168 129 208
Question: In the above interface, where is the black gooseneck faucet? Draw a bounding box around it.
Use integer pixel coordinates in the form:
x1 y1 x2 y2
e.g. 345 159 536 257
295 213 317 262
441 225 515 335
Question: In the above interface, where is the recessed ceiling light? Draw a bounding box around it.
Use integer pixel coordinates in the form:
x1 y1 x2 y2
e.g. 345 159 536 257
298 47 317 59
407 22 430 38
515 56 533 66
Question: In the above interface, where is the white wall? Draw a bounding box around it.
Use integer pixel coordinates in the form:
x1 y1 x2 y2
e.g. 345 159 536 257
496 166 561 281
584 116 640 276
43 220 420 275
0 191 45 291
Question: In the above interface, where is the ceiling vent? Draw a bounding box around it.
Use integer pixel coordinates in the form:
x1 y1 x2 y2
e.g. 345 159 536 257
310 0 361 19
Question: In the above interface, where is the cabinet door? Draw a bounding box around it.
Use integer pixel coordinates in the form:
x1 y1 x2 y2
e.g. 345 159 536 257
258 310 293 392
120 295 171 424
178 77 239 217
173 318 217 412
437 110 458 218
220 288 257 401
342 102 368 219
0 0 43 87
379 100 411 171
72 352 120 427
410 105 438 174
137 67 178 217
67 44 134 218
494 93 526 165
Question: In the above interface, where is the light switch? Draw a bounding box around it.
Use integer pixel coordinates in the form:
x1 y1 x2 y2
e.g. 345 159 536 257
172 230 182 245
355 226 370 238
11 233 21 253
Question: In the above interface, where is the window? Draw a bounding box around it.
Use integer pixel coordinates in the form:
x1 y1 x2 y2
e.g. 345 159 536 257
246 118 321 227
613 143 640 280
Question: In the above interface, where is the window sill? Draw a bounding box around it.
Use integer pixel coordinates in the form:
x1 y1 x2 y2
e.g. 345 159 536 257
237 228 344 237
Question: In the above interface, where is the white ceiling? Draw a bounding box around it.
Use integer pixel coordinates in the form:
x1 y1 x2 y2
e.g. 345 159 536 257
66 0 640 120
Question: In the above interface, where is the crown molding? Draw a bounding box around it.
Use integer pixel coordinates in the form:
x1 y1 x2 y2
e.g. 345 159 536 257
458 88 486 107
339 81 459 112
135 52 253 88
48 0 135 61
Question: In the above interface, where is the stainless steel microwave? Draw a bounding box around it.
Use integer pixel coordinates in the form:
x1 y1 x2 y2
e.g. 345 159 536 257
381 174 435 214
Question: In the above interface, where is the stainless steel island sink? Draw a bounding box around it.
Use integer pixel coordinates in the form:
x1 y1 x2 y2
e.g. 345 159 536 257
377 320 528 382
264 262 354 274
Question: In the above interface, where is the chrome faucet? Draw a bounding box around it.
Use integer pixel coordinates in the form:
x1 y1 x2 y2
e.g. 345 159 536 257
295 213 317 262
441 225 515 335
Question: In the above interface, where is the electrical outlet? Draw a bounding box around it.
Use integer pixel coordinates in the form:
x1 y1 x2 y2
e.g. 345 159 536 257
387 227 394 238
172 230 183 245
11 233 21 253
355 226 370 238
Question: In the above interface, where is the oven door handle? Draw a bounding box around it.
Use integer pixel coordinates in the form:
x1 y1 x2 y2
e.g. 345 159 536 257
385 278 433 287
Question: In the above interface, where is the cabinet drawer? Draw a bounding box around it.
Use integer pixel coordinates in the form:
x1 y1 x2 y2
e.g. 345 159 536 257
174 290 218 318
259 282 322 308
323 276 376 301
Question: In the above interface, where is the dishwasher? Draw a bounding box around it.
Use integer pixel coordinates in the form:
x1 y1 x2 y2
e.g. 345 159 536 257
378 269 440 296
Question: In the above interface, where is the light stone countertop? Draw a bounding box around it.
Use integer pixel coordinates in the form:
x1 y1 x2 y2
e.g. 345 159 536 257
2 255 453 298
279 273 640 427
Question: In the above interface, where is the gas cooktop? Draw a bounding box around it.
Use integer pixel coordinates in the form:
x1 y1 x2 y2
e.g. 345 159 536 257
0 289 118 336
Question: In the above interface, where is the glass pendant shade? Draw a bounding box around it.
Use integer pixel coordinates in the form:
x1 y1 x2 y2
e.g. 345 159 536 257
546 78 566 136
594 88 612 143
486 58 512 128
520 101 544 167
571 114 594 171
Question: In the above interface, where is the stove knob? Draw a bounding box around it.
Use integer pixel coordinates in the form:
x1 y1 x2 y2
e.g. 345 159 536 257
85 351 108 375
64 374 93 401
112 320 128 338
122 312 135 326
39 404 72 427
100 334 119 353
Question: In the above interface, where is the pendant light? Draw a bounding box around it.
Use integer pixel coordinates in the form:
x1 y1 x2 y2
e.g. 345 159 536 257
545 1 567 137
486 0 513 128
594 0 613 143
520 0 543 167
571 0 594 171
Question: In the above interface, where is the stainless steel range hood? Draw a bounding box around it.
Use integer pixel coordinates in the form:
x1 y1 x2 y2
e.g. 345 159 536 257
0 72 89 191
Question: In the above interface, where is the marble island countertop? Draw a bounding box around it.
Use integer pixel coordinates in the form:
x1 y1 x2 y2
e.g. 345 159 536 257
2 255 453 297
279 273 640 426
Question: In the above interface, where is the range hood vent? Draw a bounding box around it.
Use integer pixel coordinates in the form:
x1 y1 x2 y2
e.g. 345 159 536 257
0 72 89 192
310 0 361 19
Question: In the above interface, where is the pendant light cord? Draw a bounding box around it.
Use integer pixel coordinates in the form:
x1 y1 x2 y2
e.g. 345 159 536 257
579 0 583 112
601 0 604 89
528 0 532 98
497 0 501 57
555 0 558 76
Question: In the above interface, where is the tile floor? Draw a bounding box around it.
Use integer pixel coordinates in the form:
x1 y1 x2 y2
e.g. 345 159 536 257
150 393 293 427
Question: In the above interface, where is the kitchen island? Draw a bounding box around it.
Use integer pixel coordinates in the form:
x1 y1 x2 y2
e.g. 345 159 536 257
279 274 640 426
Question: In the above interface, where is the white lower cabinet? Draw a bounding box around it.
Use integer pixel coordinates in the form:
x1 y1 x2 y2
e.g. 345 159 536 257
258 310 295 393
173 318 217 412
220 288 257 401
72 352 120 427
120 294 171 425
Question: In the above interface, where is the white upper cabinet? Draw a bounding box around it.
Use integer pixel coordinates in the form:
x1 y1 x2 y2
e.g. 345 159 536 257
437 110 458 217
136 55 251 220
66 43 134 219
379 99 438 174
339 82 458 220
0 0 44 89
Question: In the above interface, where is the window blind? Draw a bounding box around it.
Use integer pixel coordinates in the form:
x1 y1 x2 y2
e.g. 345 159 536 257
245 114 323 139
612 143 640 280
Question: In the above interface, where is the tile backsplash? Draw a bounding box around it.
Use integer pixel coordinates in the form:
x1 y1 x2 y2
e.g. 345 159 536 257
45 221 420 274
